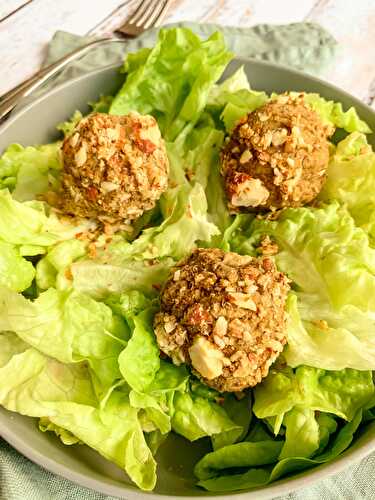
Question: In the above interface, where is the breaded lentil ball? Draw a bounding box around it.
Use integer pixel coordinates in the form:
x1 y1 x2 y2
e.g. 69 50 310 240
221 94 332 211
61 112 169 223
154 248 290 392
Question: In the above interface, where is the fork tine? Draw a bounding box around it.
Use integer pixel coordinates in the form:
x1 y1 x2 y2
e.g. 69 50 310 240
153 0 172 27
116 0 172 37
143 0 170 29
129 0 157 25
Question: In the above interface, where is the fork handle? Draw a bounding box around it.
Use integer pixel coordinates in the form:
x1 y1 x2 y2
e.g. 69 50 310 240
0 37 127 123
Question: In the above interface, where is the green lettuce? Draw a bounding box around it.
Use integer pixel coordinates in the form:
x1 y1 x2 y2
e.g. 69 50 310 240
35 239 87 291
0 286 127 392
0 241 35 291
89 95 113 114
206 66 268 131
0 189 95 246
278 408 320 460
130 361 189 435
286 294 375 370
0 331 156 490
211 394 252 450
57 110 83 136
70 258 172 299
220 88 268 132
208 66 251 105
104 290 153 322
118 308 160 392
171 392 242 442
109 183 219 261
39 417 81 445
254 366 374 422
110 28 232 141
195 440 283 480
303 93 371 133
230 202 375 370
0 143 61 199
171 126 224 189
47 239 86 270
321 132 375 242
315 413 338 455
193 364 373 491
197 411 365 491
233 202 375 311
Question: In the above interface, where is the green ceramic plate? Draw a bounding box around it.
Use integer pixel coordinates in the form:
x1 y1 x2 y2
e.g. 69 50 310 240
1 58 375 499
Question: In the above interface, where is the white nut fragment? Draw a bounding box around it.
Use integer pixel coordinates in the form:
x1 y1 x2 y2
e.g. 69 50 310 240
243 330 252 342
188 336 224 380
155 319 186 365
276 95 289 105
106 127 120 141
228 292 257 311
155 324 170 351
263 131 273 148
173 270 181 281
223 252 252 267
230 350 244 362
272 128 288 146
239 149 252 164
223 357 231 367
213 316 228 337
101 181 119 193
164 320 177 334
258 112 269 122
171 350 186 365
233 356 252 377
139 123 161 145
231 177 270 207
213 335 226 348
74 145 87 167
291 126 305 145
70 132 80 148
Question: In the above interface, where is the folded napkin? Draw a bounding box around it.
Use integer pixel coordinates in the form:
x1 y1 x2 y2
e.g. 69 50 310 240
1 20 374 500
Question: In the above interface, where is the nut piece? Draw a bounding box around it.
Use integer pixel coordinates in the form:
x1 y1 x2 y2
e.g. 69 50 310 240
188 336 225 380
228 292 257 310
258 235 279 256
230 173 270 208
272 128 288 146
213 316 228 337
239 149 252 164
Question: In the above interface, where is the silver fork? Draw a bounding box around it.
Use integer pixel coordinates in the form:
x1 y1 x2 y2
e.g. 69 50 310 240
0 0 172 122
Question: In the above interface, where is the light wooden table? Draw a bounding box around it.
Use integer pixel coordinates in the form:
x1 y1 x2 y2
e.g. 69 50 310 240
0 0 375 110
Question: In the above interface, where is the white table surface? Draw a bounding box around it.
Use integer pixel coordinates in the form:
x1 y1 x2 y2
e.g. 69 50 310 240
0 0 375 109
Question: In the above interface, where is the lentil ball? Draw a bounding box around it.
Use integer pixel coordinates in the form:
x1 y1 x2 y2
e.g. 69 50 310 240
221 94 332 212
61 112 169 223
154 248 290 392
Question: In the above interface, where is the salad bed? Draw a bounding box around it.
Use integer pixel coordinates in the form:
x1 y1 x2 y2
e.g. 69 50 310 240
0 27 374 492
